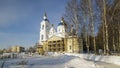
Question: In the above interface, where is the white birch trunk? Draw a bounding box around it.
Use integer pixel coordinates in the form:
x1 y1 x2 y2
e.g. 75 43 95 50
103 0 109 55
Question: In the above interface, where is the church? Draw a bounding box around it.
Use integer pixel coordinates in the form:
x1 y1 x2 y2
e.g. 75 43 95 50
36 12 83 54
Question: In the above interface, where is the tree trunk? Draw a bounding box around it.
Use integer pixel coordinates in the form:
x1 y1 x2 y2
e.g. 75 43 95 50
103 0 109 55
88 0 96 54
86 31 90 54
102 22 106 54
118 24 120 53
112 29 116 53
83 12 89 53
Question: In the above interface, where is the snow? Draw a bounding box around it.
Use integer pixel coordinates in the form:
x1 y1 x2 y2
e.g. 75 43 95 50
0 53 120 68
65 58 97 68
65 53 120 65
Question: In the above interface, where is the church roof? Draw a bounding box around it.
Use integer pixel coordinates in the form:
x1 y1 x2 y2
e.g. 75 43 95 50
43 12 50 22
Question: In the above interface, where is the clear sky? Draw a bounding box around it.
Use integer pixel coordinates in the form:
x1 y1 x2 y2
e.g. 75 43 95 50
0 0 69 49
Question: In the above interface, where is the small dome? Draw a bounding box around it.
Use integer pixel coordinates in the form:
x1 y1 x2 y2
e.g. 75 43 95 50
44 19 49 21
58 17 66 26
58 22 64 26
49 27 56 35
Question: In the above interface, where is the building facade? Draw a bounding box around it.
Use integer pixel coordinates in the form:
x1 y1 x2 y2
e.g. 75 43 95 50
11 46 25 53
37 12 83 54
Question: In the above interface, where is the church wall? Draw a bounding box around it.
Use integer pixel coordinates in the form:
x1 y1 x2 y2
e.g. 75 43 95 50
66 37 83 53
39 36 83 54
66 38 73 52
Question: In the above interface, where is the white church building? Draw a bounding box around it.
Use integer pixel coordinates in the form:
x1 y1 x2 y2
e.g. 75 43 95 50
37 12 82 54
39 12 68 45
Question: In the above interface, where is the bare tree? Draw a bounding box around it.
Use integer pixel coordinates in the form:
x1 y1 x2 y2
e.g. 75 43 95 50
65 0 81 36
88 0 97 54
79 0 90 53
64 0 81 53
64 0 120 54
96 0 120 54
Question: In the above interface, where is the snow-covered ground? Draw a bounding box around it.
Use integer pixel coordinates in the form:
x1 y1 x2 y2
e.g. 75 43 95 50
65 53 120 65
0 53 120 68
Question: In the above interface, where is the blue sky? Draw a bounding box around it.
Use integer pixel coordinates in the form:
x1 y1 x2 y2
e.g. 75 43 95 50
0 0 69 49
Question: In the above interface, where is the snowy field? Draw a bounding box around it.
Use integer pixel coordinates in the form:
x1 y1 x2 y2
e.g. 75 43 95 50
0 54 120 68
66 53 120 65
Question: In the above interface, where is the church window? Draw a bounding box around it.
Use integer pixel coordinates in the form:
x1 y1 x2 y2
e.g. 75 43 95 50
42 25 44 30
41 35 44 40
59 29 60 32
70 46 71 50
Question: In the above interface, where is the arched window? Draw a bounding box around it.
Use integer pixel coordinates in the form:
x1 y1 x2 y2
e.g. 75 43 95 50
42 25 44 30
41 35 44 40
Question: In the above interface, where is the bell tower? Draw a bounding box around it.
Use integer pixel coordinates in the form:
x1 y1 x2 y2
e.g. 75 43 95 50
39 12 51 44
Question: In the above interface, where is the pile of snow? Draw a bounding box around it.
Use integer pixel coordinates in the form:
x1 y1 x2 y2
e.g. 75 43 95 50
65 53 120 65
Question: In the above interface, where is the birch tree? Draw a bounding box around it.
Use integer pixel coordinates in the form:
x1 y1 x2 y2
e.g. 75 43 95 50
88 0 97 54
